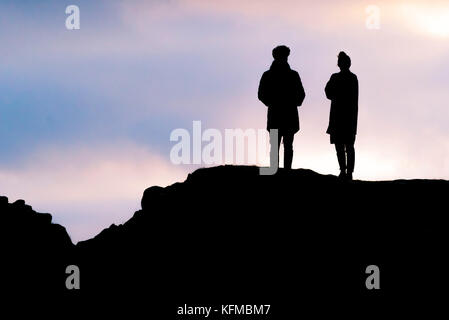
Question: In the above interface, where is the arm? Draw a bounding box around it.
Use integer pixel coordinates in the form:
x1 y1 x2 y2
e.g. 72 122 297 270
353 76 359 133
258 72 270 107
325 74 336 100
296 72 306 106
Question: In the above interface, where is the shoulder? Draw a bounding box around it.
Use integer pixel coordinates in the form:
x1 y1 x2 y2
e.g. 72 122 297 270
261 70 271 78
259 71 270 83
290 69 302 80
290 69 300 76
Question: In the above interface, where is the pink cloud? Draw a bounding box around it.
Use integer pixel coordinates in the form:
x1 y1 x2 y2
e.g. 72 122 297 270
0 142 188 242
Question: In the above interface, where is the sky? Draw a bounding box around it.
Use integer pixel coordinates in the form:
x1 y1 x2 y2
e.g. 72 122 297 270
1 0 449 242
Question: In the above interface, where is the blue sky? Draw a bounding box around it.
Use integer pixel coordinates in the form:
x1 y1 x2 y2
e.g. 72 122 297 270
1 0 449 242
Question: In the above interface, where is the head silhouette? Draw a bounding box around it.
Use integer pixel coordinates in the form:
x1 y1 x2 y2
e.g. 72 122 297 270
337 51 351 71
272 45 290 62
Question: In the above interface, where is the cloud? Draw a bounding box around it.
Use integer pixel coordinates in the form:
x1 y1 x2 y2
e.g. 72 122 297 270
0 142 188 242
1 0 449 242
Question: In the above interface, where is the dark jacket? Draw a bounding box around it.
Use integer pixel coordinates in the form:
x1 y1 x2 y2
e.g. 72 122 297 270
325 70 359 144
258 61 305 133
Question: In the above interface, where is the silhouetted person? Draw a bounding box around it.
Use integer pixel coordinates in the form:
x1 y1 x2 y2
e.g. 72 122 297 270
258 45 305 170
325 51 359 180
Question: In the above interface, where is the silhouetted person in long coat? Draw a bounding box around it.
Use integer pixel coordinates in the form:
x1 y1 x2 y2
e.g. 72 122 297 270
325 51 359 180
258 45 305 169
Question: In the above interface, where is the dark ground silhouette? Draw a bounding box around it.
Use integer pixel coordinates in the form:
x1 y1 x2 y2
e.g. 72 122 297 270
258 45 305 169
325 51 359 180
1 166 448 316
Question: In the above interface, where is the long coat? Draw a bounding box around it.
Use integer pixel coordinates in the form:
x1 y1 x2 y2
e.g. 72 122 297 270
258 61 305 134
325 70 359 144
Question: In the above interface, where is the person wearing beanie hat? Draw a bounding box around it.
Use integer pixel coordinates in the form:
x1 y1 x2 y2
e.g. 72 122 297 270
325 51 359 180
258 45 306 170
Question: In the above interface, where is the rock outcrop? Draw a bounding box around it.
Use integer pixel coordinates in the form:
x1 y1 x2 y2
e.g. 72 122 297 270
2 166 448 314
1 196 73 293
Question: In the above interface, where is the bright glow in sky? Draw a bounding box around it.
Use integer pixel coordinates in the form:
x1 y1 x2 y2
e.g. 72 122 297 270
399 4 449 37
0 0 448 242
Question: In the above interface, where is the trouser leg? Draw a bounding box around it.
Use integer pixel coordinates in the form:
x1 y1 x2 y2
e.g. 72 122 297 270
283 133 294 169
335 144 346 172
346 143 355 173
269 129 281 169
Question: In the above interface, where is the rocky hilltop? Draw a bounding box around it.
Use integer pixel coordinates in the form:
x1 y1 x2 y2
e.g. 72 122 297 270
1 196 73 293
2 166 448 314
